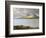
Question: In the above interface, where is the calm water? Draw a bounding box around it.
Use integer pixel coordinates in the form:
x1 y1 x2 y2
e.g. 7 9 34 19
13 19 39 27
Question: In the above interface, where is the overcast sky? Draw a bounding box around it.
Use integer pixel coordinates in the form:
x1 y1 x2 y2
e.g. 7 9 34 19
13 8 39 18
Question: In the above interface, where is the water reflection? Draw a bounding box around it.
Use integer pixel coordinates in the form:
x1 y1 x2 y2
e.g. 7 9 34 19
13 19 39 28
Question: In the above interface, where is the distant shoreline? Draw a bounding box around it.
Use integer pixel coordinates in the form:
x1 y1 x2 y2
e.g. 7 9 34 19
14 25 39 30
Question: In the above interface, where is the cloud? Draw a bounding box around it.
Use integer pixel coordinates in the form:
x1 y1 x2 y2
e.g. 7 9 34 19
13 8 39 18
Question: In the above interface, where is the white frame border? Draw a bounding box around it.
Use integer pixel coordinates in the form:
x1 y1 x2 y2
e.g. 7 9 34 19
10 5 43 35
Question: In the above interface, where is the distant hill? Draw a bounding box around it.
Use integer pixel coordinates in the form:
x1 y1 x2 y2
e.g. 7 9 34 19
16 16 39 19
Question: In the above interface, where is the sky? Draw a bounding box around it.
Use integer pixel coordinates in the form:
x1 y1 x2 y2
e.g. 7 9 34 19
13 8 39 19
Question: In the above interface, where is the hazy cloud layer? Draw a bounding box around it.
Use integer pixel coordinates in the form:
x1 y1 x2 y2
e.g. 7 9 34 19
13 8 39 18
